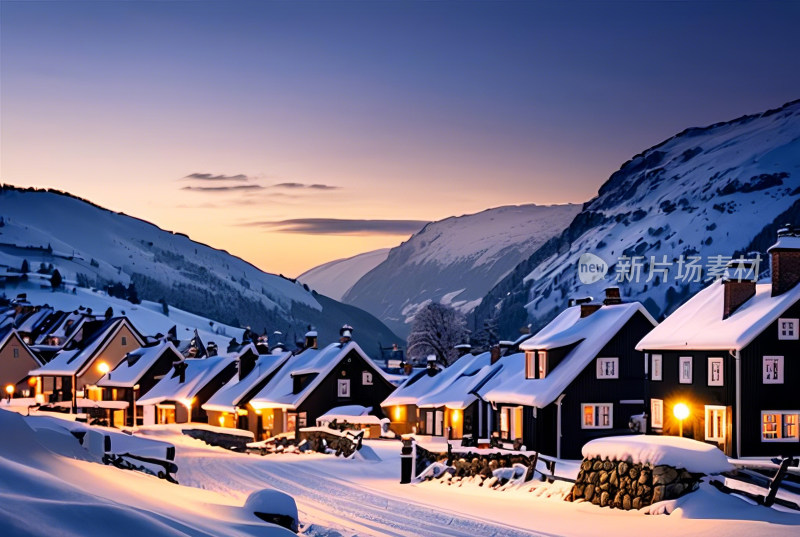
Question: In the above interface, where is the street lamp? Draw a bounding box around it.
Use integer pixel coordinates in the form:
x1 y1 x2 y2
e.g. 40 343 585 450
673 402 690 437
97 362 110 375
5 384 14 402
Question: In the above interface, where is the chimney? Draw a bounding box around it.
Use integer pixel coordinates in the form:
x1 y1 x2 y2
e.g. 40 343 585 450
490 345 502 365
454 344 472 358
723 259 757 319
304 327 318 350
769 224 800 296
403 362 413 375
339 324 353 344
206 341 218 357
573 297 600 318
426 354 439 376
603 287 622 306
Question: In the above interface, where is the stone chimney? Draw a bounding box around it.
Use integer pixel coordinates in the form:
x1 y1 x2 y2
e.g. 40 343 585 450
490 345 502 364
339 324 353 344
768 224 800 296
304 328 318 350
722 259 757 319
603 287 622 306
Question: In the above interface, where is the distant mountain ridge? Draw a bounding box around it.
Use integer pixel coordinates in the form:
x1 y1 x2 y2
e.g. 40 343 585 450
298 248 391 301
0 186 401 353
472 99 800 336
338 203 582 337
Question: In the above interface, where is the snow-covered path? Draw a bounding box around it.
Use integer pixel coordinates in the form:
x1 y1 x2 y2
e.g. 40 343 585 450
177 449 546 537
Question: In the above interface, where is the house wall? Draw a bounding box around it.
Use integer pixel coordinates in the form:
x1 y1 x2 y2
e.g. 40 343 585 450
296 348 395 440
77 325 142 390
383 403 416 435
0 332 40 393
189 363 238 423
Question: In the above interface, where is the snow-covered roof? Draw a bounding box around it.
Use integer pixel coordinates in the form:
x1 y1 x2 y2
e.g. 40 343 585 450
202 351 291 412
29 318 143 376
249 341 391 411
474 352 525 401
316 405 383 425
582 435 732 474
0 327 43 366
137 355 236 407
15 308 52 334
381 367 443 407
485 302 655 408
768 235 800 251
636 279 800 351
416 352 494 410
96 341 180 388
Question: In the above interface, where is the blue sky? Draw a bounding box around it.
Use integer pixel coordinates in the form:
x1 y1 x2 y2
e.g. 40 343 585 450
2 1 798 275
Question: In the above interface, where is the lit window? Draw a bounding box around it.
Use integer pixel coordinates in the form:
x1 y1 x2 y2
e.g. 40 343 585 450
778 318 799 340
581 403 613 429
537 351 548 379
596 357 619 379
762 412 799 442
679 356 693 384
707 357 724 386
337 379 350 398
362 371 373 385
705 406 726 442
500 407 510 438
525 351 536 379
763 356 784 384
650 398 663 429
651 354 662 381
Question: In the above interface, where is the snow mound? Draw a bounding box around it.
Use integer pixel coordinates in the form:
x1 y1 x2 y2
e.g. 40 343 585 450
244 489 299 532
582 435 733 474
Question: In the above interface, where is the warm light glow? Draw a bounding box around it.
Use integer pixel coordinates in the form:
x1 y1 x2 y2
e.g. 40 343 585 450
673 402 690 421
28 377 38 387
97 362 110 375
451 409 460 424
218 416 226 427
5 385 14 396
393 406 402 421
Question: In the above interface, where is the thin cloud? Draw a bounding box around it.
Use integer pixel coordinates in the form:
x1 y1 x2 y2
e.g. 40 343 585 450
241 218 428 235
184 173 250 182
272 182 340 190
182 184 264 192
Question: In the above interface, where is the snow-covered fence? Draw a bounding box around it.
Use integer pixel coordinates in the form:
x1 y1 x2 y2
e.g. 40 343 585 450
711 457 800 511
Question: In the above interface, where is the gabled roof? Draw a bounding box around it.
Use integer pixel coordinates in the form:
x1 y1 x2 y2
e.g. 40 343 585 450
381 367 442 407
202 351 291 412
97 341 181 388
0 327 44 366
416 352 494 410
15 307 53 334
249 341 392 411
484 302 655 408
29 317 145 377
636 279 800 351
137 355 236 407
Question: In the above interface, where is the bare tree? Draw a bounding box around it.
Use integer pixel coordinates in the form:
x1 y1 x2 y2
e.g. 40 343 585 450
407 302 469 366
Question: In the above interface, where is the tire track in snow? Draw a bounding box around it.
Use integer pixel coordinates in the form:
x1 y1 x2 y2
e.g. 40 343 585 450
177 452 548 537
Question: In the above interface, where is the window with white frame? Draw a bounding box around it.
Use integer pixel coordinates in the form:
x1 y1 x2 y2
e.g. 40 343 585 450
525 351 536 379
651 354 662 381
582 403 613 429
538 351 548 379
763 356 784 384
762 412 799 442
651 398 663 429
708 357 724 386
778 318 799 340
705 406 726 442
362 371 373 385
679 356 693 384
596 357 619 379
337 379 351 398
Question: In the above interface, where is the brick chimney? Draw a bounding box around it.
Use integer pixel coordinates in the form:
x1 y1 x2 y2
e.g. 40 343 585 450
490 345 502 364
574 297 600 318
603 287 622 306
304 328 318 350
722 259 757 319
768 224 800 296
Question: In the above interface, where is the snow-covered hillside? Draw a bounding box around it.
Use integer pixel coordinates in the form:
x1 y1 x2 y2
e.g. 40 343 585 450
0 187 400 353
341 204 581 337
298 248 390 300
474 99 800 336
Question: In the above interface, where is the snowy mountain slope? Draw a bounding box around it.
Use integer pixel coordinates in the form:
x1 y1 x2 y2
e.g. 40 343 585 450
341 204 582 337
298 248 390 301
473 99 800 336
0 187 400 353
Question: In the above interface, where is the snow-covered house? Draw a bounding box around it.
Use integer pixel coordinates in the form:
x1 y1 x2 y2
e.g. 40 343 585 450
29 317 146 412
381 359 442 435
248 335 395 440
202 347 291 439
96 340 184 426
136 355 237 425
0 327 44 396
636 227 800 458
484 289 657 459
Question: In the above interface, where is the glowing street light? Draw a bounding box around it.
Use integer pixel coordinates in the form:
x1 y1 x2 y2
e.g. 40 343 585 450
673 402 690 437
5 384 14 401
97 362 110 375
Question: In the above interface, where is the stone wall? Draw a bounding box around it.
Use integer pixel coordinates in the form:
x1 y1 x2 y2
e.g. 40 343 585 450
415 444 543 484
568 456 702 509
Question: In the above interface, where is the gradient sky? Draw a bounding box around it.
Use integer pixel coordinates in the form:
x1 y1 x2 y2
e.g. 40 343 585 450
2 1 799 277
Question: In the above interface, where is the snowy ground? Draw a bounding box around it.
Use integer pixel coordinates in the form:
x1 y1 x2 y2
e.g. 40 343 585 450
2 411 798 537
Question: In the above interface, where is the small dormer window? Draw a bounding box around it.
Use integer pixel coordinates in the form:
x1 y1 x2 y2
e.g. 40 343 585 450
778 318 799 340
596 357 619 379
525 351 536 379
538 351 548 379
